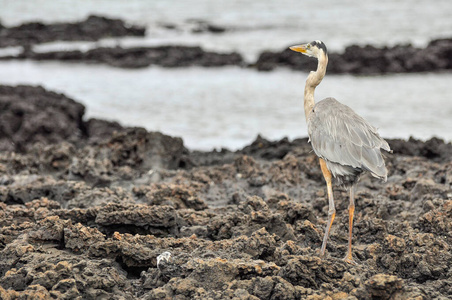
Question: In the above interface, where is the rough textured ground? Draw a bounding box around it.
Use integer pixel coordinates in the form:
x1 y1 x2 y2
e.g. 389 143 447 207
0 85 450 299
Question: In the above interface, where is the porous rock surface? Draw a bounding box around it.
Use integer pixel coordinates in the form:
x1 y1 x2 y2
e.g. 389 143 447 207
0 85 451 299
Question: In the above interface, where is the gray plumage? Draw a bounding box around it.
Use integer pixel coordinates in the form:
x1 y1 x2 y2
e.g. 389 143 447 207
308 97 391 185
289 40 391 263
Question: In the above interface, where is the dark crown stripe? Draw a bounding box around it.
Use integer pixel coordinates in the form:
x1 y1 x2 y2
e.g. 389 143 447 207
311 40 328 54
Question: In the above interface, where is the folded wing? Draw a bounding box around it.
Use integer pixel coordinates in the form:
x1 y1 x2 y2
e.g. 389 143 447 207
307 97 391 180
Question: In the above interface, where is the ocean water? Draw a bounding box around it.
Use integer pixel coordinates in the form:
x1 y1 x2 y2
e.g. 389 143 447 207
0 0 451 150
2 0 452 59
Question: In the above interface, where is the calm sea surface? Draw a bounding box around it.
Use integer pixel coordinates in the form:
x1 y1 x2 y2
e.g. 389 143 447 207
0 0 451 150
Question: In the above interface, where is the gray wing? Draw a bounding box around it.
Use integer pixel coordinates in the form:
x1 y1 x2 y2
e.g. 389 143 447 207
307 97 391 180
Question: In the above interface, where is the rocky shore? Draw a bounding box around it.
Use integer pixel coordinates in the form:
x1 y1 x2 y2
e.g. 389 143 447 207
6 45 244 69
0 15 145 48
2 37 452 74
255 38 452 74
1 17 452 74
0 85 451 299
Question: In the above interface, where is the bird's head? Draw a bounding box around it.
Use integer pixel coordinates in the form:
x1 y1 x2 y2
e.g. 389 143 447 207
289 40 327 58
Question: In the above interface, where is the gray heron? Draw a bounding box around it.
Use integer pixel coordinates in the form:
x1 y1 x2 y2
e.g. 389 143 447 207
289 40 391 264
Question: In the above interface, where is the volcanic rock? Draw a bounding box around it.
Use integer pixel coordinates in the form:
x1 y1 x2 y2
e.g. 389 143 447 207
9 45 244 69
255 38 452 74
0 15 145 48
0 85 451 299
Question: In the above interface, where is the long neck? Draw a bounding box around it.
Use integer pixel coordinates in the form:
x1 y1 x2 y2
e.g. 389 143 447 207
304 52 328 121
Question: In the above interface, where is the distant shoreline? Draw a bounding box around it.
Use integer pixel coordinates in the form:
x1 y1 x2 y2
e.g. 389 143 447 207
1 16 452 75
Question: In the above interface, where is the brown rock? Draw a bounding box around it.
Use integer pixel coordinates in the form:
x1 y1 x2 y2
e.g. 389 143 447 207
364 274 403 299
95 203 177 228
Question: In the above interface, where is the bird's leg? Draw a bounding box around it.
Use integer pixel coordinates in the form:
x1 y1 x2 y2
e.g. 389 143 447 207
319 158 335 257
344 184 356 264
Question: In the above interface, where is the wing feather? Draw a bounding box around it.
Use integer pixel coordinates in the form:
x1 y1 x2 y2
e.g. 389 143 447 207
307 97 390 180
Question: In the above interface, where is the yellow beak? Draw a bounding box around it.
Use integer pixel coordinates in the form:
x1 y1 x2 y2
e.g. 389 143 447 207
289 44 308 53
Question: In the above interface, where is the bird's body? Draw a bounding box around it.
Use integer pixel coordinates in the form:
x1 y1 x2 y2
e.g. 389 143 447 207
289 40 390 263
308 97 390 186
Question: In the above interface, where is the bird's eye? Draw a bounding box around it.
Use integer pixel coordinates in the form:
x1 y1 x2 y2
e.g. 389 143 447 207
307 44 311 49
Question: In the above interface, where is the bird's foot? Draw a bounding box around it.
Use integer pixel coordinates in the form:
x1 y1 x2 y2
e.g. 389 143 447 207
343 253 357 265
318 248 327 258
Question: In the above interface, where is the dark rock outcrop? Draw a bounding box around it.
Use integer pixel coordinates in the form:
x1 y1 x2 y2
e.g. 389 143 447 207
3 45 244 69
255 38 452 74
0 15 145 48
3 17 452 74
0 85 85 152
0 85 188 173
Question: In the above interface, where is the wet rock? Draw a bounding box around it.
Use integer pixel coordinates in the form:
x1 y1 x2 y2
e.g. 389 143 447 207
0 15 145 48
190 20 227 34
0 85 85 152
11 45 244 69
388 137 452 163
254 38 452 74
0 86 185 160
240 135 309 160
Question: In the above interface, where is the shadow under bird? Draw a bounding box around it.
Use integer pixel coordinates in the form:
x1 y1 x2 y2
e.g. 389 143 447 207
289 40 391 264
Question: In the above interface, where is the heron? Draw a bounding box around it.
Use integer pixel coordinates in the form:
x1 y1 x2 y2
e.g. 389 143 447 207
289 40 391 264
